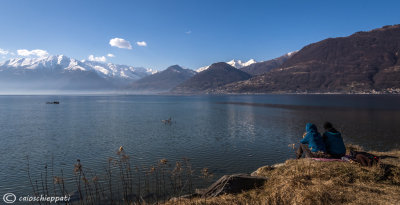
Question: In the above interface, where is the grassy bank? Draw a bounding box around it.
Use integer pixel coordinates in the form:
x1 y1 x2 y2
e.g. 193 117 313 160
164 145 400 205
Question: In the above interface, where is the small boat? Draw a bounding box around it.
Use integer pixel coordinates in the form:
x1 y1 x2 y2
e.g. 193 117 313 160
46 101 60 104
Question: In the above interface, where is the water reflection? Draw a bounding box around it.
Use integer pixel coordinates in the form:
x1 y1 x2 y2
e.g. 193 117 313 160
220 101 400 151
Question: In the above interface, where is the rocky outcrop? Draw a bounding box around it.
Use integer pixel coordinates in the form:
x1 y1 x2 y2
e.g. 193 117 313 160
196 174 268 197
250 163 285 177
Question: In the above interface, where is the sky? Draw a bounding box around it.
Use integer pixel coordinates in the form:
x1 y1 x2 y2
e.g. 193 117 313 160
0 0 400 71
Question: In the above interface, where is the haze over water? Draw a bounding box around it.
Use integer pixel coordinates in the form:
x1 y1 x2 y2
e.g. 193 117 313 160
1 94 400 197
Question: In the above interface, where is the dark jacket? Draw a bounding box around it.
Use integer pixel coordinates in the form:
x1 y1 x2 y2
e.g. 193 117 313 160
300 123 326 153
323 128 346 156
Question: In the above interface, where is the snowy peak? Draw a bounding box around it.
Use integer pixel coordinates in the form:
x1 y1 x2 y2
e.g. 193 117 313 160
227 59 257 69
239 51 299 76
196 59 257 72
286 51 298 57
82 60 154 80
0 55 87 71
0 55 154 80
196 65 210 73
226 60 243 68
244 59 257 65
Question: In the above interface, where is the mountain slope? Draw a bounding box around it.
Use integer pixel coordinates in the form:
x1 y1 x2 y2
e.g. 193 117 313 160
129 65 196 92
215 24 400 94
172 62 251 94
240 51 297 76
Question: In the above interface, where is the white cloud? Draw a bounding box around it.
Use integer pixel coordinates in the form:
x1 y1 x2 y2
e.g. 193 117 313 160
0 48 9 55
88 55 107 62
17 49 49 57
185 30 192 34
109 38 132 49
107 53 115 57
136 41 147 47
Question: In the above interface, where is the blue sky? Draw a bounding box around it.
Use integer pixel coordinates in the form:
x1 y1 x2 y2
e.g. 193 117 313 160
0 0 399 70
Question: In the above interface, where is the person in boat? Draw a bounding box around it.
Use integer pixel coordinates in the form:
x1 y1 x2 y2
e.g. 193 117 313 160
322 122 346 159
296 123 327 159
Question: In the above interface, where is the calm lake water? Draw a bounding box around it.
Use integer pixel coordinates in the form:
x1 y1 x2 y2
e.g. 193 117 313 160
1 94 400 200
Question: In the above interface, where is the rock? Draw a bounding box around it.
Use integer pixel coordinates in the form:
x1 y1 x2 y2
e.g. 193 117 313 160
251 163 285 176
272 163 285 168
199 174 268 197
251 165 275 176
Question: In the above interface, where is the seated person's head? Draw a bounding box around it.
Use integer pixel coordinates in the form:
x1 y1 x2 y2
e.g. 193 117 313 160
323 122 333 130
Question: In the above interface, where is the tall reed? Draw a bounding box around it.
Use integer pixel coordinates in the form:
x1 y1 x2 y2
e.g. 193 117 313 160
26 146 204 204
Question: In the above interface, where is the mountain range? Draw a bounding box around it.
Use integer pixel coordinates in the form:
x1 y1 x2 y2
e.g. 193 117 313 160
0 55 155 91
1 24 399 94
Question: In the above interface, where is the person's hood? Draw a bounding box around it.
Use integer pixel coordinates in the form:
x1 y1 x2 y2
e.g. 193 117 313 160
306 123 318 133
327 127 339 133
327 130 341 137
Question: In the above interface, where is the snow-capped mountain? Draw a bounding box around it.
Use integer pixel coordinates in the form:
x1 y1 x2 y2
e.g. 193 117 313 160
0 55 86 71
240 51 298 76
0 55 157 91
81 60 157 80
196 59 257 72
286 51 297 57
0 55 155 81
196 65 210 73
226 59 257 69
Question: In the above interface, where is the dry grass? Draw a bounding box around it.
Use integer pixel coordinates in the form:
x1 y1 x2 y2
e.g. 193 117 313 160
164 145 400 205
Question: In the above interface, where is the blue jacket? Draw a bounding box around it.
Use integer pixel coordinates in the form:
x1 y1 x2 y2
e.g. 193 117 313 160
300 123 326 153
323 129 346 155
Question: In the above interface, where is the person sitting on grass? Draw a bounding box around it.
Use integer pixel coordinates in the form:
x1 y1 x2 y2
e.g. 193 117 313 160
322 122 346 159
296 123 327 159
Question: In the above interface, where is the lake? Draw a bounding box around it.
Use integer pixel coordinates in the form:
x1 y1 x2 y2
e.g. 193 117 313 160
1 94 400 201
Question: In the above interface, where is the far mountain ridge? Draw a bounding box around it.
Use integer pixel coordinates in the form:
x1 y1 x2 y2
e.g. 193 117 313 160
0 55 155 91
0 55 155 81
129 65 196 93
239 51 298 76
196 59 257 72
171 62 252 94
